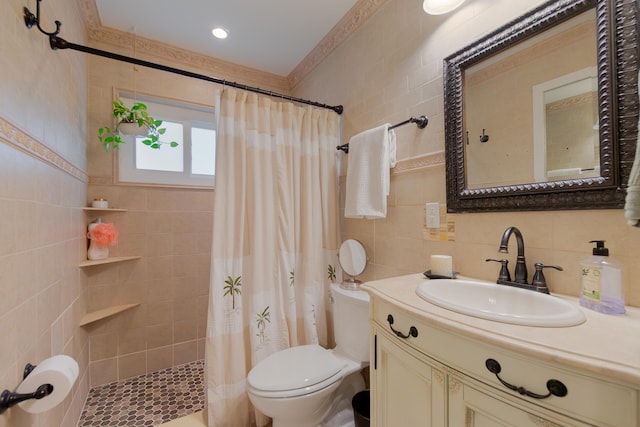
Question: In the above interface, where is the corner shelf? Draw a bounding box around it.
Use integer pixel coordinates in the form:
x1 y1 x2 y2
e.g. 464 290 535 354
80 206 142 326
83 207 127 212
78 256 141 268
81 207 139 267
79 303 140 326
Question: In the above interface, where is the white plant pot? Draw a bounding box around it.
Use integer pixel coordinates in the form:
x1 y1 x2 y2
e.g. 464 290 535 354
118 121 148 136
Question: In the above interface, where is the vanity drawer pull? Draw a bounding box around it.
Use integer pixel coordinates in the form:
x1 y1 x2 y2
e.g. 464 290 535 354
386 314 418 339
485 358 568 399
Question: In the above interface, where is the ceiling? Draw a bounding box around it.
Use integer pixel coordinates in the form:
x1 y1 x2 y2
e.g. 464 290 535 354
94 0 359 77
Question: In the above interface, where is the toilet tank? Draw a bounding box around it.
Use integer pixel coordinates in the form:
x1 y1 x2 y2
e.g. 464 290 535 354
330 284 370 363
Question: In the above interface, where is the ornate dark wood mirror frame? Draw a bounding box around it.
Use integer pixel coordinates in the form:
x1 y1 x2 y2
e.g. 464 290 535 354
444 0 638 212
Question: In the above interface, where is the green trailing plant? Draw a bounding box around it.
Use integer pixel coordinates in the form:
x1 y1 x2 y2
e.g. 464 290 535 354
98 99 179 151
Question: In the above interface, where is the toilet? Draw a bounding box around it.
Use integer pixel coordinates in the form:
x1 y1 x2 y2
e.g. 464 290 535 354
247 283 370 427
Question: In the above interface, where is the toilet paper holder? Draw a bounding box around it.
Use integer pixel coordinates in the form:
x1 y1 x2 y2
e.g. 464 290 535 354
0 363 53 414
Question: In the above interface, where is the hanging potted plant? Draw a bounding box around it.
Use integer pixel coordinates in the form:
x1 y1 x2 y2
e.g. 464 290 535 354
98 99 179 151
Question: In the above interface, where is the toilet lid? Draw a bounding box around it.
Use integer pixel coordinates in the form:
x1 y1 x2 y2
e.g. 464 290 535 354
248 344 344 392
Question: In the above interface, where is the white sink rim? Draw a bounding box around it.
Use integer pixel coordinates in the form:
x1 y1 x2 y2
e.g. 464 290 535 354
416 279 586 327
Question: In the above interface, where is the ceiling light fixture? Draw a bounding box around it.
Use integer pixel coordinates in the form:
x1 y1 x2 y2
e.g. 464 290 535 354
212 27 229 39
423 0 466 15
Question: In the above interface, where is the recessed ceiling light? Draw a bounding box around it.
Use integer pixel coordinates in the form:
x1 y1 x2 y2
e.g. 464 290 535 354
423 0 466 15
212 27 229 39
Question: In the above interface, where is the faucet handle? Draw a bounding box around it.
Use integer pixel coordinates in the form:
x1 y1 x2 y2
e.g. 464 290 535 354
531 263 563 294
485 258 511 282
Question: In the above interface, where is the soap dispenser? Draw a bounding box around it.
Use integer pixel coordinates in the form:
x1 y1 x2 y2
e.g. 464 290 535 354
579 240 625 314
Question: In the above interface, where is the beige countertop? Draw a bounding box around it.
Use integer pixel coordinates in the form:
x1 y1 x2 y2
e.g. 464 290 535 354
361 273 640 388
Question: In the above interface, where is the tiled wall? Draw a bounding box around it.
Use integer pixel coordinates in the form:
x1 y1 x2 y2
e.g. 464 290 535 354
294 0 640 307
0 0 89 426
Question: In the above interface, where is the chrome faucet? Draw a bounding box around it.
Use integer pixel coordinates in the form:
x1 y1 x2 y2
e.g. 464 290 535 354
486 226 562 294
499 226 527 284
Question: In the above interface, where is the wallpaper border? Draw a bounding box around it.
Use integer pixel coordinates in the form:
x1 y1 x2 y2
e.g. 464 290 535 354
0 117 88 182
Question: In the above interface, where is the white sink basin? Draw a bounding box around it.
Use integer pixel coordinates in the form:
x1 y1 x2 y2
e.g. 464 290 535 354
416 279 586 327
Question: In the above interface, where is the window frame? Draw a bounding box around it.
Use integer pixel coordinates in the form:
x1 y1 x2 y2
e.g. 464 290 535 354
114 92 216 188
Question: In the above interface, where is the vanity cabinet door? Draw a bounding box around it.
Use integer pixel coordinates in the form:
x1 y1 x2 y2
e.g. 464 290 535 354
448 374 591 427
371 328 446 427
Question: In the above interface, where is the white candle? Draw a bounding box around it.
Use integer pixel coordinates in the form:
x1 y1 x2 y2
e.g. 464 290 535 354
431 255 453 277
92 198 109 209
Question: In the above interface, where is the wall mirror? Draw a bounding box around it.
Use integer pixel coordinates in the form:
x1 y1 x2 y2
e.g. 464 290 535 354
444 0 638 212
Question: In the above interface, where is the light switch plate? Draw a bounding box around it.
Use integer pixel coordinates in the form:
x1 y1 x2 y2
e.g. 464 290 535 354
426 202 440 228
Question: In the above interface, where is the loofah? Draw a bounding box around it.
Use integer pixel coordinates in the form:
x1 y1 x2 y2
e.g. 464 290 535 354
87 223 119 248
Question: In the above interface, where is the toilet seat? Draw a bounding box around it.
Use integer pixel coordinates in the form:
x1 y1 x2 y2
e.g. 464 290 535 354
247 344 345 399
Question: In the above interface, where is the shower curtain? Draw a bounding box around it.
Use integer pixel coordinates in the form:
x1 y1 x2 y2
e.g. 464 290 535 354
205 88 341 427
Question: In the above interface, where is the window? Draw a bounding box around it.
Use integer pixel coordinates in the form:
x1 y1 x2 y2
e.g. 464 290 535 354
117 95 216 187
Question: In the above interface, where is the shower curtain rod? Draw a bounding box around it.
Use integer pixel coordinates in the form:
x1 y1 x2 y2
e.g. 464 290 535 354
336 115 428 153
22 2 344 115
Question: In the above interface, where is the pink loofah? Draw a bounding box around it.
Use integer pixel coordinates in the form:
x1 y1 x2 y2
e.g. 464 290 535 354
87 223 118 248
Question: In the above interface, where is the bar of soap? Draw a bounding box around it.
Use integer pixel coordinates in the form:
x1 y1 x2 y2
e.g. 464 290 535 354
430 255 452 278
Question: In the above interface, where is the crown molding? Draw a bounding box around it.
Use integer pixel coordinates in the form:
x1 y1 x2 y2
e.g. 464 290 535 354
288 0 391 89
79 0 387 92
79 0 289 93
77 0 100 30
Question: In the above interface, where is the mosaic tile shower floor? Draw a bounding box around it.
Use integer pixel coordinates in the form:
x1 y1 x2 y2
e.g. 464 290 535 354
78 360 205 426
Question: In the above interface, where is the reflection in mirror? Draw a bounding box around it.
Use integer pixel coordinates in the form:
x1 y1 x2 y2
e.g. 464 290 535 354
533 67 599 182
444 0 639 212
464 9 597 190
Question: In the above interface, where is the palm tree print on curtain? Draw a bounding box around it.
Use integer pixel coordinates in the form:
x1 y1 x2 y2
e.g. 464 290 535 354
223 276 242 310
256 306 271 344
327 264 336 282
288 270 296 305
206 87 341 427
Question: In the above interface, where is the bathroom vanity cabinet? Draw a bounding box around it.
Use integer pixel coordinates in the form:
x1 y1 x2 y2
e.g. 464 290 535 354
364 274 640 427
372 327 446 425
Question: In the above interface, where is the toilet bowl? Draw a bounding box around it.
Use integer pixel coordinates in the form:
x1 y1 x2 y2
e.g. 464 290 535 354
247 284 370 427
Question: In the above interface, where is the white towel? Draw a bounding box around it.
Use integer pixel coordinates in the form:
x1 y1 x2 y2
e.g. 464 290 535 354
344 124 397 219
624 70 640 227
